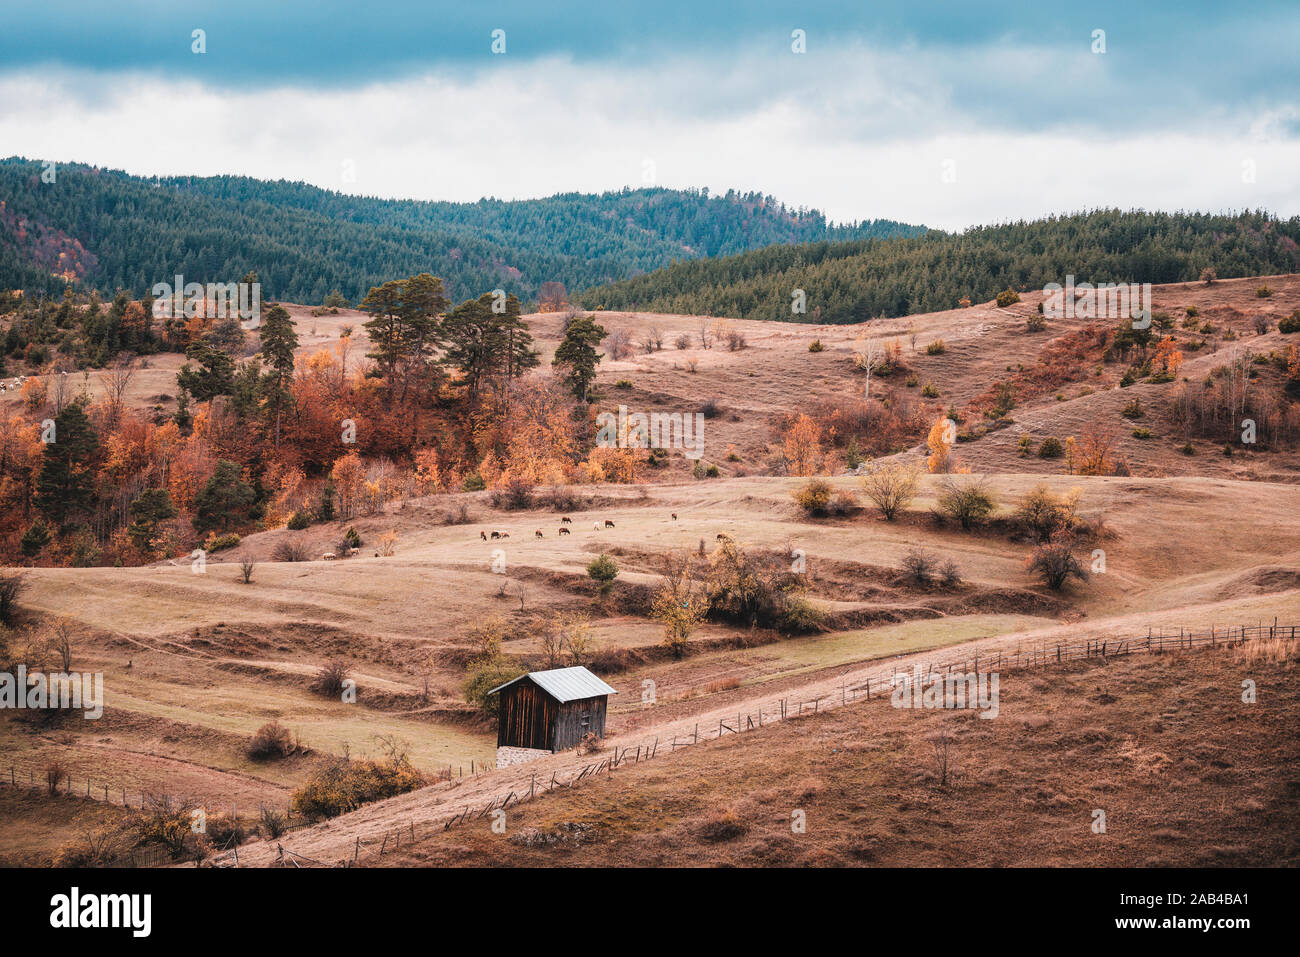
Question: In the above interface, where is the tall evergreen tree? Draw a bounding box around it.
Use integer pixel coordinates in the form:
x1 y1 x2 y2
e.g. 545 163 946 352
127 488 178 551
192 460 256 533
552 315 606 402
177 341 235 401
397 273 448 401
34 401 99 526
359 280 405 391
259 303 298 446
443 294 505 398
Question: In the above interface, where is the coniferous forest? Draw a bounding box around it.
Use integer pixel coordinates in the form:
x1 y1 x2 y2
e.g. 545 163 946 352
575 210 1300 321
0 157 922 306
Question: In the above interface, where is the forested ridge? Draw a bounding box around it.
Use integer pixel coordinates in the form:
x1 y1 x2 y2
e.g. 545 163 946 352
574 210 1300 322
0 158 921 305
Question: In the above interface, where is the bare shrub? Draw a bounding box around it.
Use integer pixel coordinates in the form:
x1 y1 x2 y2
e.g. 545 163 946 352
859 461 920 520
53 827 128 867
491 477 535 510
607 328 634 360
1026 532 1088 590
901 547 936 585
939 558 962 588
311 660 352 698
675 332 692 350
928 732 956 787
247 720 294 760
52 620 73 672
443 502 473 525
239 560 255 584
538 486 585 512
937 476 997 530
259 807 288 838
271 540 308 562
1014 484 1082 542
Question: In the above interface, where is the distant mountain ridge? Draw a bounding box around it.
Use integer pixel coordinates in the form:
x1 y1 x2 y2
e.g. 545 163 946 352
0 158 923 304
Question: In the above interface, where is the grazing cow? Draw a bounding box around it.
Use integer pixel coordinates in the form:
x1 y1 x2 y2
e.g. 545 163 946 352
500 532 509 539
559 527 570 535
561 516 572 524
593 522 601 531
535 530 544 538
480 530 488 541
604 520 616 528
348 547 361 556
671 512 678 520
322 552 337 560
490 531 501 540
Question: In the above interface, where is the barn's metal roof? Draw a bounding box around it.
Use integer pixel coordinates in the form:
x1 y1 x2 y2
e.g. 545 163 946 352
488 666 618 703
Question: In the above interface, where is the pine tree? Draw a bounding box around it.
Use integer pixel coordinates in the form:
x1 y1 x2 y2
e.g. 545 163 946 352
552 315 606 401
177 342 235 401
443 294 505 398
192 460 256 533
359 280 406 390
127 488 178 551
397 273 448 401
259 303 298 446
34 401 100 526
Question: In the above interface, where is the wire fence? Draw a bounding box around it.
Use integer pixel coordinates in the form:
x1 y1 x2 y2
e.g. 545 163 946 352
264 617 1296 868
11 618 1292 867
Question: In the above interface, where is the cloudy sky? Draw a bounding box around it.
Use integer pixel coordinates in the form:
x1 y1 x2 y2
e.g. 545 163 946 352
2 0 1298 229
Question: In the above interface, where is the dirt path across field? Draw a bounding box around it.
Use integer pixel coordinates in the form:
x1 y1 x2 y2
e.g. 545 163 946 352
225 600 1299 866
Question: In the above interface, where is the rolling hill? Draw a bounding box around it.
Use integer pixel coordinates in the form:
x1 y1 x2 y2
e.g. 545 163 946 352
0 158 921 305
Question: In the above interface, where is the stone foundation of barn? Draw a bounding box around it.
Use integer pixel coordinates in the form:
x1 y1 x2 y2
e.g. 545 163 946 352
496 746 551 769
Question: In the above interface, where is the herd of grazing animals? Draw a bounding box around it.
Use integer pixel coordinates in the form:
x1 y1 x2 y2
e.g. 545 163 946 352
475 513 694 542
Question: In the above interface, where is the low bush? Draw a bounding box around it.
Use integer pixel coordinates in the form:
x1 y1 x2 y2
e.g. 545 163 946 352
311 659 352 699
901 547 936 585
586 553 619 592
292 757 425 821
791 478 834 515
491 478 535 510
247 720 294 760
1037 437 1064 459
205 533 240 552
936 476 997 530
271 540 308 562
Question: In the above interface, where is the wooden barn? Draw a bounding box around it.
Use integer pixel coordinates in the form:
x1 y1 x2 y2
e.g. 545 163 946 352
488 666 618 753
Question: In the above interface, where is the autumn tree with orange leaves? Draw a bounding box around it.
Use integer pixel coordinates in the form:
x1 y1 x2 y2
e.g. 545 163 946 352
783 414 823 476
926 416 957 473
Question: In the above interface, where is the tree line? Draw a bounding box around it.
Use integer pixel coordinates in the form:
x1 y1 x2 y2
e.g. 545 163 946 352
575 209 1300 322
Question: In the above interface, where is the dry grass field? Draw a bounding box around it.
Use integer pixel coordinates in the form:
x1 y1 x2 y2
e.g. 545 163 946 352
377 641 1300 868
2 278 1298 867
